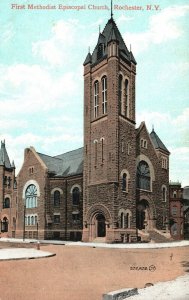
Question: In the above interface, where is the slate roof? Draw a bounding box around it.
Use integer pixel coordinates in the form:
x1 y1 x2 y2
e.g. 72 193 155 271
37 147 83 177
55 147 83 176
150 129 170 154
0 141 12 169
183 187 189 200
84 17 136 66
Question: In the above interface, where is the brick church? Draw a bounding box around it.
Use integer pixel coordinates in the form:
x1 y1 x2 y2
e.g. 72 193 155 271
0 16 171 242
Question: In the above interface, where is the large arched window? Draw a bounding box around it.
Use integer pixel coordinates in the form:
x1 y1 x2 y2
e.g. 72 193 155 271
137 161 150 191
25 184 37 208
72 187 80 206
94 81 99 118
3 197 10 209
118 75 123 114
54 190 60 207
102 76 107 114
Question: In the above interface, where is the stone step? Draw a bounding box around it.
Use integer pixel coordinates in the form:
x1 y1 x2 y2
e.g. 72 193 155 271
148 230 169 243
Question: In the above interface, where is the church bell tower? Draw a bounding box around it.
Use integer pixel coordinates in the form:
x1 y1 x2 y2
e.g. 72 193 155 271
82 15 137 242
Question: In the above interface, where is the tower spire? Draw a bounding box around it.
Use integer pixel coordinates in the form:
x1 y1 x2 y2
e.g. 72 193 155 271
111 0 113 19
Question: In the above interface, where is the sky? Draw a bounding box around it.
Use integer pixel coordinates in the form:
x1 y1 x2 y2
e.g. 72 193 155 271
0 0 188 186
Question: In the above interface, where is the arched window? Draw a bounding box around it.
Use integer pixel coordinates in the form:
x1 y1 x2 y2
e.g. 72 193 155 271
137 161 150 191
13 217 16 230
1 217 8 232
125 213 129 228
31 216 34 225
102 76 107 114
120 212 125 228
100 138 104 163
94 81 99 118
3 197 10 209
125 79 129 117
25 184 37 208
162 187 167 202
54 190 60 207
118 75 123 114
122 173 127 191
72 187 80 206
94 140 98 165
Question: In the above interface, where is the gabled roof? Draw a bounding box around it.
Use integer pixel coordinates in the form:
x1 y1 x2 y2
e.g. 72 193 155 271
0 140 12 169
150 129 170 154
89 17 136 66
37 147 83 177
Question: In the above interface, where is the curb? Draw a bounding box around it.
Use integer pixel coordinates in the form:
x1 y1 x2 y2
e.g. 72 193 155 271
102 288 138 300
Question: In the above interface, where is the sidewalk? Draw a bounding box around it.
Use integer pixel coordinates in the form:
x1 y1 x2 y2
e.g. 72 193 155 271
1 237 189 249
127 274 189 300
0 246 55 261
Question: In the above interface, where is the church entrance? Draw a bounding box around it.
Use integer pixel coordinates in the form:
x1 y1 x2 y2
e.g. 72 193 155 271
96 214 106 237
136 200 150 230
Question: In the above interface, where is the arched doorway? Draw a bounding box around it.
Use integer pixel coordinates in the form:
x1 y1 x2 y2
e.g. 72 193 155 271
1 217 8 233
96 214 106 237
136 200 150 230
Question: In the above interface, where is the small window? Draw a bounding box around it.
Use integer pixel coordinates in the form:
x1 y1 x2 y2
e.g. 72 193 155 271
120 212 125 228
173 191 177 198
72 213 80 223
7 177 11 187
121 140 124 153
172 206 177 216
97 43 104 60
122 173 127 191
72 187 80 206
94 140 98 166
4 176 7 186
3 197 10 209
162 157 168 169
127 143 130 155
101 138 104 163
31 216 34 225
54 215 60 224
162 187 167 202
125 213 129 229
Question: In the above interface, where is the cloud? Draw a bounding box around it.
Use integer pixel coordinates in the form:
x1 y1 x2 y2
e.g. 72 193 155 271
0 63 81 119
124 5 189 53
32 19 80 66
137 108 189 185
1 23 14 45
117 15 134 25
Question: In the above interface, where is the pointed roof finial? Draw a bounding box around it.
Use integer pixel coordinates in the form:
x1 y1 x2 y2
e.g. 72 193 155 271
152 124 154 132
99 25 101 34
88 46 90 53
130 44 132 52
111 0 113 19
